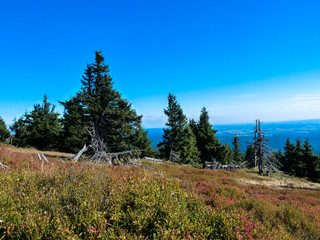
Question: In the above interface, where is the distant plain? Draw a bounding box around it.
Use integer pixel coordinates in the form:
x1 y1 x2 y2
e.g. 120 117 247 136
147 119 320 154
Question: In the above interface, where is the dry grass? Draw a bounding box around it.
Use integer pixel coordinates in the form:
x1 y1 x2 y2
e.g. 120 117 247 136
1 144 74 158
234 168 320 191
235 177 320 191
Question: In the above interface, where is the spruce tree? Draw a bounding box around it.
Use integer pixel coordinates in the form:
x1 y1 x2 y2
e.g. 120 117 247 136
219 143 233 164
191 107 222 166
10 95 62 150
302 138 317 178
295 138 304 176
0 116 10 143
158 93 200 164
245 144 255 168
62 51 152 153
10 116 28 147
281 138 296 174
232 134 243 163
189 119 198 136
180 126 200 165
60 95 88 153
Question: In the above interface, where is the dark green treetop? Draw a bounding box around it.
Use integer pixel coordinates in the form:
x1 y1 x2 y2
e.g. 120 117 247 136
281 138 296 174
10 95 62 150
62 51 152 153
157 93 187 156
294 138 304 176
218 143 233 165
180 125 201 165
59 95 88 153
191 107 222 166
0 116 10 143
158 93 200 164
245 144 255 168
232 134 243 163
300 138 320 179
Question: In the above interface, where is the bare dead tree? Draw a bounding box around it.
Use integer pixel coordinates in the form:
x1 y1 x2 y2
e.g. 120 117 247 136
72 123 146 165
169 148 180 163
253 119 281 175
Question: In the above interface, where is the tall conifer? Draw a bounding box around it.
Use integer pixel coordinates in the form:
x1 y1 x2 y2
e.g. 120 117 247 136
232 134 243 163
158 94 200 164
62 51 152 153
191 107 222 166
302 138 318 178
245 144 255 168
10 95 62 150
281 138 295 174
295 138 304 176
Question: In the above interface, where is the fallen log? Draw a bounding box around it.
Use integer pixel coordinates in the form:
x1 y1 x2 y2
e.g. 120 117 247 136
144 157 163 163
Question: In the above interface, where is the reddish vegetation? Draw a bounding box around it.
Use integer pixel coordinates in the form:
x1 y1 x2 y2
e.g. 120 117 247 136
1 144 320 239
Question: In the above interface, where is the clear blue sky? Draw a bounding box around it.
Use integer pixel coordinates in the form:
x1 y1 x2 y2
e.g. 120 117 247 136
1 0 320 128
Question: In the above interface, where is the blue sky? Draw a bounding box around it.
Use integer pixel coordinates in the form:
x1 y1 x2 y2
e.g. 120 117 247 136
1 0 320 128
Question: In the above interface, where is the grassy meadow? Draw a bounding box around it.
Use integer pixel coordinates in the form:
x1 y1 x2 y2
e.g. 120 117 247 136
0 144 320 239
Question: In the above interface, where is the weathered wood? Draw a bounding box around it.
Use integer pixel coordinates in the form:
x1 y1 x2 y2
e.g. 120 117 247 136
205 161 247 171
0 161 9 169
42 154 49 163
169 148 180 163
253 119 281 174
144 157 163 163
72 123 147 166
72 144 89 162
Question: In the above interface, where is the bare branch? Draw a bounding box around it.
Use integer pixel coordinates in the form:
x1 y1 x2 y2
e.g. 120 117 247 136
0 162 9 169
73 144 89 162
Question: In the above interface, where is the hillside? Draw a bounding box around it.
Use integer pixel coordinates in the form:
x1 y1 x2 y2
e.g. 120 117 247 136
1 144 320 239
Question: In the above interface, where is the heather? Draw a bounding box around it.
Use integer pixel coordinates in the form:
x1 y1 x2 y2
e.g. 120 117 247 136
1 145 320 239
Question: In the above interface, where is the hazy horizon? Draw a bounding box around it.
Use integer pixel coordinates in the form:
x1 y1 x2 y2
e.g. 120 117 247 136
147 119 320 154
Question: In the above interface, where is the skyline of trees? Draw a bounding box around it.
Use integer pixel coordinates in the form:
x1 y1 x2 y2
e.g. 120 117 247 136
0 51 319 180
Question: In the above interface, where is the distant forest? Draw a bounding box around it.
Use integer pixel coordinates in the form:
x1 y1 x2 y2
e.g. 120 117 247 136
0 52 319 180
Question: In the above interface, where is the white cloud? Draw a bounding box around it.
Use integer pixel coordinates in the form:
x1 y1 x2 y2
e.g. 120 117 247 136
285 93 320 100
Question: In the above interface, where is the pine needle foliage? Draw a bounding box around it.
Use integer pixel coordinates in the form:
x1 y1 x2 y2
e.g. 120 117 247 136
232 134 243 163
61 51 152 153
190 107 222 166
10 95 62 150
0 116 10 143
158 93 200 164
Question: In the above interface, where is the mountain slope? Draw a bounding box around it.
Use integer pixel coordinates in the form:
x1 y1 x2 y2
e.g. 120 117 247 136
0 144 320 239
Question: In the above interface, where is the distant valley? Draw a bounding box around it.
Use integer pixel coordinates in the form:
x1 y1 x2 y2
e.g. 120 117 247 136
147 119 320 154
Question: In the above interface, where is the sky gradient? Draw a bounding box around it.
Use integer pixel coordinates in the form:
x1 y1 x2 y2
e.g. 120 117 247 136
1 0 320 128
